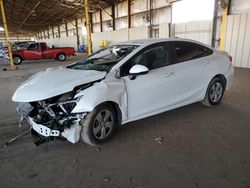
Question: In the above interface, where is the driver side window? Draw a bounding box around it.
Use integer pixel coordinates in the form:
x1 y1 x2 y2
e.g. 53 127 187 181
27 43 38 50
120 44 169 77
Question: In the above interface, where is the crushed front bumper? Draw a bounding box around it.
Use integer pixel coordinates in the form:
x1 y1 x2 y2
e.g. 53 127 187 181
28 117 60 137
27 116 84 144
17 103 86 144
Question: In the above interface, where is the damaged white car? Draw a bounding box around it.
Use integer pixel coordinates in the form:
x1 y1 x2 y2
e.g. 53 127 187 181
12 38 234 145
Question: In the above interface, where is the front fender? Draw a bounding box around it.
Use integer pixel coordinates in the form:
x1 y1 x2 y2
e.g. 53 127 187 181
71 79 128 121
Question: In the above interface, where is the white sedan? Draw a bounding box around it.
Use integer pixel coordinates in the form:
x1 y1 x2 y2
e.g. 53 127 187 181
12 38 234 145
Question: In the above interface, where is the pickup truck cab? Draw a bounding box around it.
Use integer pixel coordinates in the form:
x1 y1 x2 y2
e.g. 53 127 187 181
12 42 75 65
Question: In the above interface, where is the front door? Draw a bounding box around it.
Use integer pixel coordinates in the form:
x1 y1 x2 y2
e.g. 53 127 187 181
120 43 176 121
24 43 42 60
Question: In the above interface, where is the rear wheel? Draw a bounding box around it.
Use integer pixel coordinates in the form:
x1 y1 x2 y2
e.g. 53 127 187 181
13 56 22 65
81 104 117 145
57 53 66 61
203 77 225 106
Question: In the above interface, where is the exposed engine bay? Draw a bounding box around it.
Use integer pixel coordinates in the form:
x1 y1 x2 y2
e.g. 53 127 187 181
18 87 90 145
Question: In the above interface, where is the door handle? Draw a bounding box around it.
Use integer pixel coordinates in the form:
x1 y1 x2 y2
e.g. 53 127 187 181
163 72 174 78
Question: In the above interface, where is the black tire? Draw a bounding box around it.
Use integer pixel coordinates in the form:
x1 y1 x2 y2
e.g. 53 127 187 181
13 55 23 65
202 77 225 106
57 53 66 61
81 103 117 145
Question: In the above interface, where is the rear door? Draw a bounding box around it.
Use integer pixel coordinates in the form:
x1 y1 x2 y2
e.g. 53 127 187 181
121 42 176 120
170 41 214 105
23 43 42 60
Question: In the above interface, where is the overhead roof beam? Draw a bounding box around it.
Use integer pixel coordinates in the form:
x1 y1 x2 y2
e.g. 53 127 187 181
35 2 58 18
97 4 112 18
14 1 41 34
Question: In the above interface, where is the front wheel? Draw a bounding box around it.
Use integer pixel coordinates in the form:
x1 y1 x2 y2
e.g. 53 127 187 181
81 104 117 145
203 77 225 106
57 53 66 61
13 56 22 65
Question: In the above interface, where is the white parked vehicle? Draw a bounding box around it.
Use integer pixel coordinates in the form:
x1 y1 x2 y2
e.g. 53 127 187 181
12 38 234 145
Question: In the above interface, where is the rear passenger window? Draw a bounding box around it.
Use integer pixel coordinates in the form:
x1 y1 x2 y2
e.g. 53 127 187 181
173 41 213 63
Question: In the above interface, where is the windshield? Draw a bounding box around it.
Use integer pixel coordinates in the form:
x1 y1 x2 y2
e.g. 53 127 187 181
14 42 32 49
67 45 138 71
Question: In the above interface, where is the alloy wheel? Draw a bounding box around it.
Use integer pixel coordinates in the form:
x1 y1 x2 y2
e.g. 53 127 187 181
93 109 114 140
209 82 223 103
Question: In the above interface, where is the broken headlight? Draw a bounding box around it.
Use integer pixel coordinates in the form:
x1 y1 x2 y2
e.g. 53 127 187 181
58 100 77 114
57 95 83 114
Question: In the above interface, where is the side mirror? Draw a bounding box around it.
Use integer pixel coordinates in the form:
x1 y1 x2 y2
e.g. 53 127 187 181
129 65 149 80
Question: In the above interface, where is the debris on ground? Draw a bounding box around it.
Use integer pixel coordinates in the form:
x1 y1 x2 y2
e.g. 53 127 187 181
103 177 110 182
154 137 163 144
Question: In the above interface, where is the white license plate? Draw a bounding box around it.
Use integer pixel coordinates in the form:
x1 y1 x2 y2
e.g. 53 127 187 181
28 117 60 137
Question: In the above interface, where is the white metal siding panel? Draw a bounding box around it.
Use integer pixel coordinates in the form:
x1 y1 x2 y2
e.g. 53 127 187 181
131 13 149 27
38 35 78 50
0 36 31 43
174 20 212 45
131 0 148 14
92 29 129 51
230 15 241 66
115 17 128 30
129 27 149 40
102 7 112 21
159 23 169 38
241 13 250 68
235 14 247 67
224 13 250 68
152 0 169 9
115 1 127 18
224 15 233 53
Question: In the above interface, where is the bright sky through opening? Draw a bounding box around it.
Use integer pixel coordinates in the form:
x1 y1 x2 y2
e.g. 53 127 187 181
172 0 215 23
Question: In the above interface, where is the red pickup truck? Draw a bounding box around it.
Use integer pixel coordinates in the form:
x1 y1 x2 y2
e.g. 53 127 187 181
12 42 75 65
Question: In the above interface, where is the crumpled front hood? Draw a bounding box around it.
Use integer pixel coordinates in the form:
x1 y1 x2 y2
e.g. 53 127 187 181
12 67 106 102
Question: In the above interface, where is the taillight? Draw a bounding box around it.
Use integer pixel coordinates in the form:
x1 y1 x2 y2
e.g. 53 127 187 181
228 55 232 62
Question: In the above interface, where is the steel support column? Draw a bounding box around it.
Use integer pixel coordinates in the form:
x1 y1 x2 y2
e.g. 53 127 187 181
52 27 55 38
90 13 93 33
47 29 50 39
127 0 131 40
149 0 153 38
65 22 68 37
219 0 230 50
127 0 131 29
85 0 92 54
112 5 115 30
0 0 16 69
57 25 60 38
211 0 219 47
75 19 80 50
100 9 103 32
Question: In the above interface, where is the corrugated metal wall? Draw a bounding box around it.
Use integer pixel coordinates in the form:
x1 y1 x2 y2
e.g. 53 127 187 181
174 20 212 45
159 23 169 38
0 36 31 43
91 26 150 51
91 29 129 51
224 13 250 68
37 18 84 50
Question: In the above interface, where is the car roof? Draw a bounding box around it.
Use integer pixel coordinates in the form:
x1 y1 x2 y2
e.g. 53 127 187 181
118 37 213 49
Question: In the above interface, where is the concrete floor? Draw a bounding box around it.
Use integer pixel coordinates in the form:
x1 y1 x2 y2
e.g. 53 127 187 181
0 56 250 188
